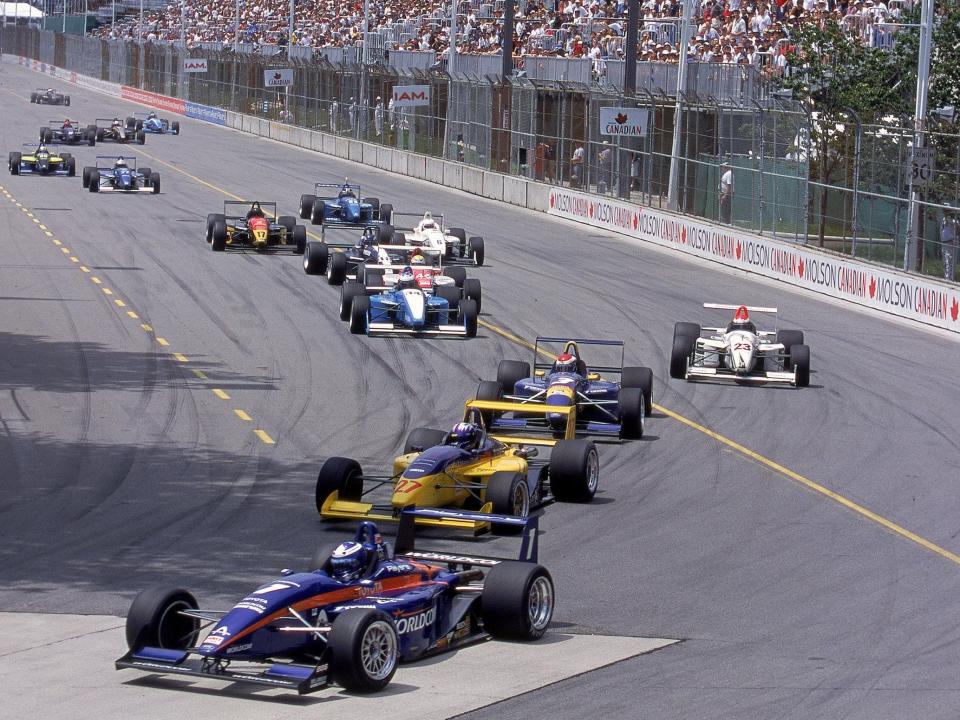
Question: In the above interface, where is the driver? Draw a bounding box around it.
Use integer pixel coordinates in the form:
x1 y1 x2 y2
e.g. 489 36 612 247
62 118 72 128
326 541 369 583
726 305 756 334
552 352 578 375
246 201 266 220
397 266 416 290
409 252 427 265
111 118 123 134
36 144 48 154
146 111 157 120
419 211 436 229
114 157 128 170
338 183 355 199
446 422 483 451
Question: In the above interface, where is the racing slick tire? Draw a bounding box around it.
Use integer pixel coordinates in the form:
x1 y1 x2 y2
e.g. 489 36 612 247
40 127 53 142
362 196 380 214
139 168 152 183
171 121 180 135
303 240 329 275
447 227 467 258
403 427 447 454
436 284 460 312
327 250 349 285
86 129 96 146
310 199 325 225
617 387 645 439
205 213 225 243
315 456 363 511
125 586 200 651
468 236 485 265
496 359 530 397
278 215 296 235
65 156 76 177
462 278 482 313
88 170 100 191
378 202 393 224
210 220 227 251
549 439 599 502
460 298 478 338
81 166 93 188
481 562 554 640
790 344 811 387
64 96 70 107
299 193 316 219
137 129 146 145
443 265 466 288
670 324 699 380
125 116 136 129
776 330 805 370
475 380 502 428
377 223 394 243
30 92 37 103
674 322 701 341
486 472 530 534
621 366 654 416
151 173 160 194
349 295 369 334
339 281 364 321
9 152 21 175
292 224 307 254
329 608 399 693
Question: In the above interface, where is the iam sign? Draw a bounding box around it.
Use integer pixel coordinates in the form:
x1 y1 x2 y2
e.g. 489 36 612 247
391 84 430 107
182 58 208 73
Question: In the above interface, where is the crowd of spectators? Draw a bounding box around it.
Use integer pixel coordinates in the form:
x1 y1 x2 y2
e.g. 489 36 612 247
91 0 914 73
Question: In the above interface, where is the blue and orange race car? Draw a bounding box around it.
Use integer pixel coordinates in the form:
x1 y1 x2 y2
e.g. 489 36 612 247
299 180 392 228
116 509 553 695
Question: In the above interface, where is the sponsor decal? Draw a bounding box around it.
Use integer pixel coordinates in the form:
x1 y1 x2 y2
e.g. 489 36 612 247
226 642 253 654
120 86 186 114
254 581 299 594
391 84 431 107
356 581 384 597
185 101 226 126
264 68 293 87
599 107 650 137
202 635 224 647
209 626 230 637
395 608 435 634
235 596 269 614
182 58 208 73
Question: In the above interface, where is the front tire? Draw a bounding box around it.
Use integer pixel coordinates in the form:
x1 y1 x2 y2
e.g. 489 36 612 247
459 298 478 338
292 224 306 254
549 439 599 502
210 220 227 251
670 332 695 380
350 295 369 334
481 562 554 640
621 366 653 416
88 170 100 191
151 172 160 194
299 193 316 219
443 265 466 288
617 387 645 439
329 609 399 693
327 250 348 285
125 586 199 651
304 240 329 275
315 457 363 512
403 427 447 454
791 344 811 387
486 471 530 534
339 281 363 321
777 330 805 370
468 236 485 265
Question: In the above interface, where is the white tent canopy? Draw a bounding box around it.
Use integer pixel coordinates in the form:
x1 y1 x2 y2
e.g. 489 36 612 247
1 2 44 19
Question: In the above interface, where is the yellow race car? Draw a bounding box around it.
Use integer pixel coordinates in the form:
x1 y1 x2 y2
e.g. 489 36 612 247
8 143 76 176
315 399 600 534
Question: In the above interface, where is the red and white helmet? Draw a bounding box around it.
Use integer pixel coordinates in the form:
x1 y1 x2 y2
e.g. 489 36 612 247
732 305 750 325
553 353 577 374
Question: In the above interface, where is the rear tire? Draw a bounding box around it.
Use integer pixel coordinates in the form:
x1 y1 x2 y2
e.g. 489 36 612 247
210 220 227 251
462 278 481 313
621 366 653 416
82 166 92 188
88 170 100 191
339 281 363 321
299 194 316 219
137 130 146 144
329 609 399 693
459 298 478 338
496 359 530 396
171 121 180 135
377 223 394 243
65 157 76 177
486 472 529 534
481 562 554 640
125 587 199 651
292 225 306 254
468 236 485 265
435 284 460 313
378 203 393 224
549 439 599 502
349 295 369 334
443 265 466 288
403 427 447 454
304 241 329 275
475 379 502 428
40 128 52 142
327 250 348 285
791 344 810 387
315 456 363 511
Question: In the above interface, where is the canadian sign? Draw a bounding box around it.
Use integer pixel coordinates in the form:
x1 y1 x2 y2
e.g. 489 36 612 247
599 106 650 137
391 84 430 107
182 58 208 73
264 68 294 87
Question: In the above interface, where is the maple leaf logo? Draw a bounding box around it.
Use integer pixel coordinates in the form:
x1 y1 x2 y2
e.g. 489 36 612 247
797 257 805 277
735 240 742 260
681 225 687 244
549 192 555 208
615 113 628 124
588 203 594 218
632 213 639 230
951 297 959 322
273 72 282 81
869 276 877 298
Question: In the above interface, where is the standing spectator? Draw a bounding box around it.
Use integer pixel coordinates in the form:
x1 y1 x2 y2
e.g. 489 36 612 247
719 162 734 223
941 211 958 281
330 98 339 132
630 152 642 191
598 141 612 192
571 143 584 188
348 96 357 135
374 96 384 138
457 133 466 162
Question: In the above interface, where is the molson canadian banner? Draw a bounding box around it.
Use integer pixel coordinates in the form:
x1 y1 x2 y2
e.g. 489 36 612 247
547 187 960 333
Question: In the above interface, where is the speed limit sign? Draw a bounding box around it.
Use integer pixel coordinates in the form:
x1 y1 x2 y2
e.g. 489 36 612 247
910 145 935 187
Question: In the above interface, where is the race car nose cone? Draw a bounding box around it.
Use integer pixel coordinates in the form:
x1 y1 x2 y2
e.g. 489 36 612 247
253 229 268 244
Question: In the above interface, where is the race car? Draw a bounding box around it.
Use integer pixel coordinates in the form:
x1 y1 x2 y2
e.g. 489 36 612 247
205 200 307 253
30 88 70 105
477 337 653 440
669 303 811 387
91 117 146 144
8 143 76 176
342 263 479 337
317 401 599 533
299 180 392 227
39 119 95 146
116 510 554 695
82 156 159 193
392 211 485 266
134 111 181 135
303 225 404 282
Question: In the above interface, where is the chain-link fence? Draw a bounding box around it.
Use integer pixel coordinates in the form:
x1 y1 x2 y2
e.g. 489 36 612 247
7 26 959 282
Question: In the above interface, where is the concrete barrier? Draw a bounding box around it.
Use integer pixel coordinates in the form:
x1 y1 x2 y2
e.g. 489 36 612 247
482 172 504 202
462 166 484 196
443 162 464 191
503 176 527 207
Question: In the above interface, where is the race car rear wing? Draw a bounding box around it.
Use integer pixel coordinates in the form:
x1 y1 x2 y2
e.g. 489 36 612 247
701 303 779 335
94 154 138 170
395 507 540 563
463 398 576 445
223 200 278 221
45 119 79 124
390 211 445 232
532 336 626 376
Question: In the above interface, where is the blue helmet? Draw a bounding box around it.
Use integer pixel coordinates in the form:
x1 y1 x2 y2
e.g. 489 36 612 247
448 422 482 450
328 541 368 583
398 266 416 289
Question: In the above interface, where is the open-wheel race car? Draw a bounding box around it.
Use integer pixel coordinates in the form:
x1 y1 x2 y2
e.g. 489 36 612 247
30 87 70 105
392 211 484 266
134 111 181 135
8 143 76 176
116 509 554 695
82 156 159 193
316 399 599 534
40 119 96 146
92 117 146 144
669 304 811 387
299 180 392 228
477 337 653 440
205 201 307 253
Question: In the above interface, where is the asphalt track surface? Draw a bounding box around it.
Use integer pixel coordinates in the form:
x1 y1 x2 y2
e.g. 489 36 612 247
2 61 960 718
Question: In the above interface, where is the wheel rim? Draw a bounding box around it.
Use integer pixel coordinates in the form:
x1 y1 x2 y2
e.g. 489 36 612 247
527 576 554 632
513 480 530 517
157 599 197 649
360 621 397 680
303 253 310 270
586 449 599 494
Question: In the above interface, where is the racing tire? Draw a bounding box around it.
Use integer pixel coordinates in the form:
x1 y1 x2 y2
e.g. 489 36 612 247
82 166 93 188
299 193 316 219
362 197 380 213
363 269 384 287
435 284 460 312
151 173 160 194
65 156 76 177
9 152 20 175
125 586 199 651
210 220 227 251
139 166 152 180
292 225 306 254
137 129 146 145
349 295 369 335
64 96 70 107
403 427 447 454
443 265 466 288
481 562 554 640
327 250 348 285
621 366 654 416
86 130 96 146
669 335 693 380
310 199 325 225
315 456 363 512
459 298 478 338
791 344 811 387
674 322 701 341
549 439 599 502
125 116 136 129
496 359 530 397
30 93 37 103
278 215 296 235
329 608 399 693
378 202 392 224
448 227 467 249
303 240 329 275
205 213 225 243
617 387 645 439
468 236 485 265
339 281 364 321
486 472 530 534
40 128 52 142
88 170 100 192
462 278 482 313
171 121 180 135
776 330 805 370
475 379 502 428
377 223 394 243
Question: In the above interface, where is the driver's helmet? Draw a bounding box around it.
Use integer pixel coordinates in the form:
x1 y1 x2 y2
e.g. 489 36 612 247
421 211 436 229
327 541 368 583
728 305 756 334
111 118 122 128
46 88 54 93
114 157 127 168
37 144 48 153
553 352 578 375
398 266 416 290
63 118 72 127
338 184 355 199
360 226 378 248
409 252 426 265
247 201 264 218
447 422 482 451
147 111 157 119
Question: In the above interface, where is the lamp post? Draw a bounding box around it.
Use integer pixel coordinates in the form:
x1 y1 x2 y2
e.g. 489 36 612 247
138 0 143 43
287 0 294 57
449 0 458 73
666 0 694 211
180 0 185 45
903 0 934 271
234 0 239 51
62 0 66 33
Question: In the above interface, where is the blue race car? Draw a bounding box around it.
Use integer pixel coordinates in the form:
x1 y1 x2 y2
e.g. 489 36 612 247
82 156 160 194
116 510 554 695
477 337 654 439
8 143 76 176
135 111 180 135
299 180 392 228
40 119 96 146
343 264 479 338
